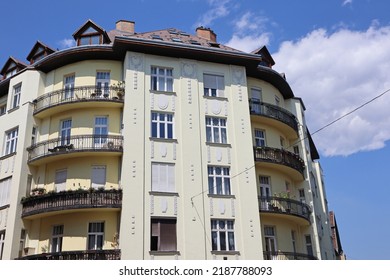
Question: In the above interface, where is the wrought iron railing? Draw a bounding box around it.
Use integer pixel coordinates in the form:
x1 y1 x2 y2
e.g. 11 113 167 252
21 189 122 218
27 134 123 163
33 85 124 115
258 196 311 222
249 99 298 134
263 251 317 260
18 249 121 260
253 146 305 176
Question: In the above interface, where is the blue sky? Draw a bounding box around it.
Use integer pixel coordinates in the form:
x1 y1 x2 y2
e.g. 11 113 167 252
1 0 390 260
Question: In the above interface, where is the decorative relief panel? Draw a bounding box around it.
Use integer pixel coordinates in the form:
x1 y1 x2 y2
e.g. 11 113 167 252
129 54 143 90
133 108 137 125
150 141 154 159
150 195 154 214
160 144 168 158
187 80 192 104
158 95 169 110
210 197 214 216
219 200 225 215
216 149 223 162
150 92 155 109
161 198 168 213
211 100 222 115
132 160 137 178
231 198 235 217
188 114 193 129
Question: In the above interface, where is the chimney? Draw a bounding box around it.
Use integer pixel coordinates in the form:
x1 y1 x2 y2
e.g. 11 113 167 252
196 26 217 42
116 20 135 34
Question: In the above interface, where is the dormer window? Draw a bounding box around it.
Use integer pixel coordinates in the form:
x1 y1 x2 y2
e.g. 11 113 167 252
26 41 55 64
0 57 27 80
4 62 17 79
72 20 111 46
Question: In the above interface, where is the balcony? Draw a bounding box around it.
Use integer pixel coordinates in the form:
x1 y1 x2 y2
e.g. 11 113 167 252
258 196 311 223
254 146 305 180
27 134 123 164
33 85 124 118
18 249 121 260
249 99 298 138
21 189 122 218
263 251 317 260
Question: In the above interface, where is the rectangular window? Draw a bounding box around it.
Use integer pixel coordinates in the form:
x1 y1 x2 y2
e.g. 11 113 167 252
254 129 266 147
204 74 224 97
151 219 177 251
151 163 175 192
151 67 173 92
208 166 231 195
275 95 280 107
88 222 104 250
0 231 5 260
0 177 11 207
206 117 227 144
0 104 6 116
250 88 262 113
55 169 67 192
264 226 277 259
60 119 72 146
94 116 108 146
12 83 21 109
91 166 106 189
63 75 75 99
51 225 64 253
305 234 314 256
96 71 110 97
211 220 235 251
280 136 285 148
299 188 306 203
151 112 174 139
31 126 37 145
291 230 296 254
293 145 300 156
4 127 18 155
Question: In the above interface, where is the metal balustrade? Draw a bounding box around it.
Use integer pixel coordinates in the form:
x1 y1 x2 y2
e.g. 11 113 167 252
258 196 311 222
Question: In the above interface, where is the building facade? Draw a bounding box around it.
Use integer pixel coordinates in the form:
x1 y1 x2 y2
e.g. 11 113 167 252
0 19 336 260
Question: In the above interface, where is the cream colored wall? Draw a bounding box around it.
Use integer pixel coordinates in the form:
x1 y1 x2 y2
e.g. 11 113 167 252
251 122 293 150
255 166 298 197
247 77 285 108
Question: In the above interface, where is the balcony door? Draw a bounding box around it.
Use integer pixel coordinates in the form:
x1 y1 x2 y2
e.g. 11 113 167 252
264 226 277 260
94 116 108 147
259 176 271 210
251 88 262 114
55 169 67 192
63 75 75 99
60 119 72 146
96 72 110 97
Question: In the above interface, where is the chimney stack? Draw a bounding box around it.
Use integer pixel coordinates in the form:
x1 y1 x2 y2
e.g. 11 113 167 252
196 27 217 42
116 20 135 34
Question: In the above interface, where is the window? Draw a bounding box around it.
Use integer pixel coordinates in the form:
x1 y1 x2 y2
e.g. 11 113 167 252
211 220 235 251
0 231 5 260
0 177 11 207
203 74 224 97
31 126 37 145
88 222 104 250
275 95 280 107
206 117 227 144
208 166 231 195
264 226 277 259
96 72 110 97
0 104 6 116
55 169 67 192
254 129 266 147
305 234 314 256
91 166 106 189
4 127 18 155
250 88 262 113
151 219 177 251
94 116 108 146
151 163 175 192
12 83 21 109
298 189 306 203
51 225 63 253
151 67 173 92
293 145 300 156
60 119 72 146
63 75 75 99
280 136 285 148
151 112 174 139
291 230 296 254
78 27 102 46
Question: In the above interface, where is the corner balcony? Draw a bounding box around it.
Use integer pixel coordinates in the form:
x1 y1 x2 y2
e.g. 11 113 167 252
254 146 305 180
249 99 299 139
263 251 317 260
21 189 122 218
18 249 121 260
33 86 124 118
27 134 123 165
258 196 311 224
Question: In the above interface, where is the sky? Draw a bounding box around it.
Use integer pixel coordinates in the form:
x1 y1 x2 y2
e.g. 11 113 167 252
1 0 389 260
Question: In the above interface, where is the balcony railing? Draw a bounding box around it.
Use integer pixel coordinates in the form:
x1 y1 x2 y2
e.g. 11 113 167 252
33 85 124 115
258 196 311 222
263 251 317 260
18 249 121 260
253 146 305 176
27 134 123 163
249 99 298 135
21 189 122 218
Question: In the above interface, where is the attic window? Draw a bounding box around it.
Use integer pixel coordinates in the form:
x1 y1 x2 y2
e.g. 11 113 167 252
78 27 102 46
172 38 182 43
209 42 220 48
179 32 190 37
151 34 163 40
168 29 178 35
189 40 201 45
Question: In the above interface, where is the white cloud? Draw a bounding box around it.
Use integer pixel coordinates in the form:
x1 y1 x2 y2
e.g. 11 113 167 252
195 0 232 27
272 24 390 156
226 33 270 53
342 0 353 6
59 38 76 49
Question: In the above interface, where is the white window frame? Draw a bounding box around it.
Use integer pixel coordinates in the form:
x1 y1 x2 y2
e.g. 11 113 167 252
0 177 11 207
31 126 37 145
206 117 227 144
63 74 75 99
203 74 224 97
264 226 278 259
208 166 231 195
94 116 108 146
0 230 5 260
211 219 235 251
87 222 104 250
11 83 21 109
150 218 177 251
151 66 173 92
55 169 67 192
0 104 6 116
96 71 110 97
305 234 314 256
4 127 18 155
151 112 174 139
51 225 64 253
91 165 106 189
151 163 175 193
254 129 266 147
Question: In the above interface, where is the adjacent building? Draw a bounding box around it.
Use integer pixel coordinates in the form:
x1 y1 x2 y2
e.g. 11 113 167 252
0 19 337 260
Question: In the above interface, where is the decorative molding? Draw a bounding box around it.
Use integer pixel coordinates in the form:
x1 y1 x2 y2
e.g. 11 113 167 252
158 95 169 110
189 114 193 129
172 95 176 111
232 66 244 84
207 146 211 162
211 100 222 115
231 198 235 217
160 144 168 158
241 118 245 134
132 160 136 178
190 164 195 182
161 198 168 213
151 141 154 159
205 99 208 114
150 195 154 214
174 196 178 215
237 84 242 102
227 147 231 164
219 200 225 215
216 148 222 162
181 62 196 78
173 142 177 160
130 55 143 70
224 100 228 116
133 108 137 125
187 80 192 104
150 92 154 109
210 197 213 216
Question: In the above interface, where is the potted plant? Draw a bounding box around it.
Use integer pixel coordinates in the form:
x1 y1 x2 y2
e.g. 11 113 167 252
113 81 125 99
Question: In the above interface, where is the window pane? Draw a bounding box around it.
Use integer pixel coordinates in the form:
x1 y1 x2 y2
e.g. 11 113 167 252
219 232 226 251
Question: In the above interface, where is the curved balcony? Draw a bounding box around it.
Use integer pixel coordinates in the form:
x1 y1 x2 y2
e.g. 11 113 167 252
258 196 311 224
21 189 122 218
33 85 124 118
263 251 317 260
18 249 120 260
249 99 298 138
254 146 305 180
27 134 123 164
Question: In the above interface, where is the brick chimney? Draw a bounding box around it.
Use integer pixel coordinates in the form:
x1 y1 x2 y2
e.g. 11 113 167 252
116 20 135 34
196 27 217 42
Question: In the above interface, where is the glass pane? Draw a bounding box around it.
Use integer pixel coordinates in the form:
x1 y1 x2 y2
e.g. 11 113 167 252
167 123 173 138
206 127 212 142
159 123 165 138
216 177 222 194
208 177 214 194
97 235 103 250
213 127 220 143
151 122 157 137
228 232 235 251
224 178 231 195
211 232 218 250
221 128 227 143
219 232 226 251
88 235 95 250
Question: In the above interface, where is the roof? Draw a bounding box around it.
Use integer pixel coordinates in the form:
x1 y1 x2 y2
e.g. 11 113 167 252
73 19 111 44
26 41 56 62
0 56 27 76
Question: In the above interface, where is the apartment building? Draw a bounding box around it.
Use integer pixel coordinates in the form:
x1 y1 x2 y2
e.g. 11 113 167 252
0 19 336 260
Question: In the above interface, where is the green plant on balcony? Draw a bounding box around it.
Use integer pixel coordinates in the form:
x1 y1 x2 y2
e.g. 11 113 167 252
31 187 46 196
113 81 125 99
